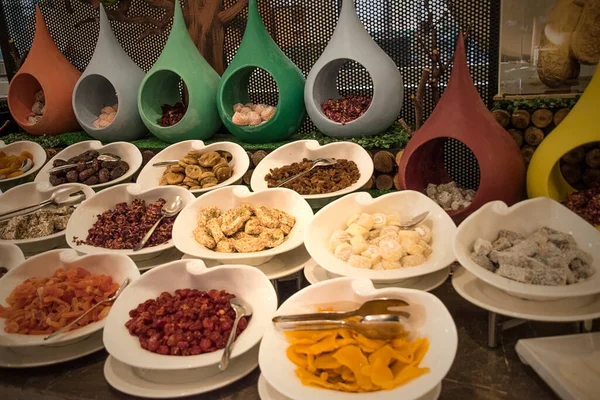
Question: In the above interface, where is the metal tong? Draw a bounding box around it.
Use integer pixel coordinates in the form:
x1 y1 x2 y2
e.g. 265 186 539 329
0 188 87 222
272 299 411 340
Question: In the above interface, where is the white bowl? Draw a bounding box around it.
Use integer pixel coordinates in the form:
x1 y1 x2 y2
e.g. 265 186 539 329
250 140 374 209
0 249 140 347
0 243 25 272
259 278 457 400
173 185 314 266
0 182 96 254
453 197 600 301
66 183 196 261
35 140 142 191
136 140 250 196
103 259 277 370
304 191 457 283
0 140 47 192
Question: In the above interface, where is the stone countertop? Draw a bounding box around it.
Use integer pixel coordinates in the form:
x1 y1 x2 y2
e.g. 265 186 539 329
0 277 595 400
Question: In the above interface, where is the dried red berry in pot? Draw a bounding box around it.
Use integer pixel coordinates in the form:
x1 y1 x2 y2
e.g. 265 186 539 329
562 186 600 226
321 95 372 125
157 102 187 127
125 289 249 356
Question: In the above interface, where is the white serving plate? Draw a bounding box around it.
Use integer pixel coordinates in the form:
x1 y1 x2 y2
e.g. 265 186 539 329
0 243 25 273
259 278 457 400
136 140 249 195
258 374 443 400
0 182 96 254
0 249 140 347
35 140 143 191
182 244 316 281
516 332 600 400
0 330 104 368
304 190 457 283
451 267 600 322
250 140 374 209
103 259 277 370
104 345 259 399
304 263 449 292
453 197 600 301
0 140 47 191
66 183 196 261
173 185 314 266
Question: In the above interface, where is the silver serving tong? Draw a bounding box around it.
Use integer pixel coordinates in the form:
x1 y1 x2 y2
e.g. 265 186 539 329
275 158 337 188
0 188 87 222
48 154 121 174
276 314 407 340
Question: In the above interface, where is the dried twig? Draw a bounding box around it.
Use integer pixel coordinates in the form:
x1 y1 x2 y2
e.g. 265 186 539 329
412 68 430 130
397 118 413 136
0 120 10 134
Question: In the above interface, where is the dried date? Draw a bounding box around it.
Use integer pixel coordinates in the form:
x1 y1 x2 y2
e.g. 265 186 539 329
49 151 131 187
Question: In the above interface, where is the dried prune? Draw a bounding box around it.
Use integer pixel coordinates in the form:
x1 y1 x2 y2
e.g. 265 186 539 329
98 168 110 183
110 166 126 180
76 161 88 172
83 175 99 185
49 175 66 186
78 168 95 182
101 160 120 170
52 159 68 168
66 170 79 183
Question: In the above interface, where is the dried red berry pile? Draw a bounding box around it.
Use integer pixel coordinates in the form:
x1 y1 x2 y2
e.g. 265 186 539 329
74 198 174 249
125 289 249 356
157 102 187 127
563 187 600 226
321 95 372 125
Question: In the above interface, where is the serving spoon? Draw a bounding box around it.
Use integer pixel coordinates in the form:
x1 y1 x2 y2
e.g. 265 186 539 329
0 188 87 222
219 297 253 372
276 314 407 340
389 211 430 230
275 158 337 188
48 154 121 174
133 196 183 251
272 298 410 323
0 158 33 180
44 277 131 342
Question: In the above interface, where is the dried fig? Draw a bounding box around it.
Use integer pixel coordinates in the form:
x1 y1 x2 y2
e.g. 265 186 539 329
170 165 185 173
214 165 232 182
182 157 198 165
185 165 202 180
183 177 199 187
200 175 218 186
166 172 185 185
218 151 233 162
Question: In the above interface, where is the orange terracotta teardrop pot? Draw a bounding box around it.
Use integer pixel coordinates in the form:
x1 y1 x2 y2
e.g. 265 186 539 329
397 33 526 224
8 6 81 136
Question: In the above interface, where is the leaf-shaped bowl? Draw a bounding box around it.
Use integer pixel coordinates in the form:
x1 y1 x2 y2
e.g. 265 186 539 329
0 243 25 273
66 183 196 261
304 191 457 283
35 140 143 191
453 197 600 301
136 140 249 195
259 277 457 400
0 182 96 254
103 259 277 370
250 140 374 209
0 140 47 192
172 185 314 266
0 249 140 347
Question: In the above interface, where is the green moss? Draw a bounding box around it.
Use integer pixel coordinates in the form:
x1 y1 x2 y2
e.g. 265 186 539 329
493 97 579 112
0 122 411 151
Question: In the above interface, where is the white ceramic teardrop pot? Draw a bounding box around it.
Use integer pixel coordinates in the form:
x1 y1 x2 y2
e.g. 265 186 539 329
304 0 404 138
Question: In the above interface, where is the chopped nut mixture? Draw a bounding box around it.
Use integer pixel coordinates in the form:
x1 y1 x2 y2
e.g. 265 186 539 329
264 158 360 195
425 181 475 212
193 205 296 253
0 205 75 240
470 227 595 285
158 102 186 127
74 199 173 250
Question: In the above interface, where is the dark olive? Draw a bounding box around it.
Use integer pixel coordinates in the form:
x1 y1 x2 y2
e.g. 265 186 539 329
66 170 79 182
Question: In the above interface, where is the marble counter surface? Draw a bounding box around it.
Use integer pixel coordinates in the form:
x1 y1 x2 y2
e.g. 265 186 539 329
1 277 596 400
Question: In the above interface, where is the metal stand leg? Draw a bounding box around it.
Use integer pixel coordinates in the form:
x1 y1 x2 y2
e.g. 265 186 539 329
577 319 593 333
270 279 279 300
488 312 498 348
296 272 303 291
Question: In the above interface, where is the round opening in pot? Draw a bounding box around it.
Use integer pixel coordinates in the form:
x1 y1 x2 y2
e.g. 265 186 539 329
8 73 46 126
140 70 189 129
73 74 118 130
312 59 373 125
559 142 600 191
220 66 279 129
404 137 480 214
